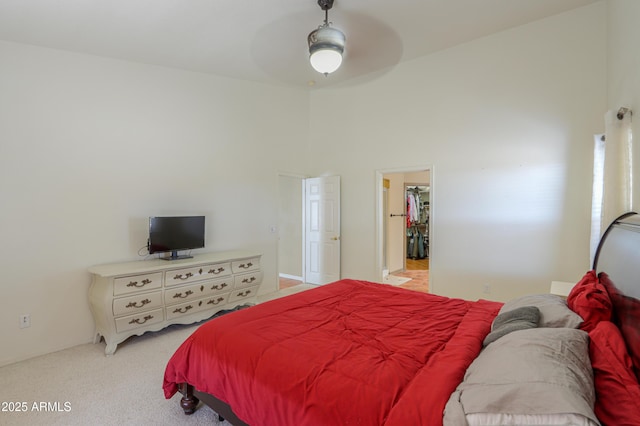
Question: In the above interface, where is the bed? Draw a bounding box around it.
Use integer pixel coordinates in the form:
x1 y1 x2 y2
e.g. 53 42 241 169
163 213 640 425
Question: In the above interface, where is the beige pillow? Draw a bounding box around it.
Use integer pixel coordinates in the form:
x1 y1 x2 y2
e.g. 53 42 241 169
499 294 582 328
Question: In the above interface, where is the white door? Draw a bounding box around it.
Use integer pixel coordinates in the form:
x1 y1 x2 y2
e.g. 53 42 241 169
305 176 341 285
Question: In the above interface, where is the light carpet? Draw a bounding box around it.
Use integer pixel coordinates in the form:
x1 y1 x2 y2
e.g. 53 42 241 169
0 284 316 426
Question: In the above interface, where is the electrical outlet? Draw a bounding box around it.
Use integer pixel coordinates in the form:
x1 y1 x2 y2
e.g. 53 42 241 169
19 314 31 329
483 284 491 294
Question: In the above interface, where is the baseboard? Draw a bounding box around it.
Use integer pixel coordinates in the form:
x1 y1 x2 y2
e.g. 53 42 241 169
279 273 303 281
0 337 95 368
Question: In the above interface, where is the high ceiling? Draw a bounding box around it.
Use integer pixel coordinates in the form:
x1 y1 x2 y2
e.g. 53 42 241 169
0 0 600 89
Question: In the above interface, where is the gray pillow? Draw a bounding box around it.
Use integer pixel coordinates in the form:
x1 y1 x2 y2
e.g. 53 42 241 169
499 294 583 329
483 305 540 346
445 328 598 426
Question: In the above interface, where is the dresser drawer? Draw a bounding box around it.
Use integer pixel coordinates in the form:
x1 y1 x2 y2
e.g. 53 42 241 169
231 257 260 273
164 282 209 306
234 271 263 289
165 262 231 286
113 272 163 296
113 291 163 316
115 309 163 333
203 277 234 295
229 285 259 303
166 294 230 320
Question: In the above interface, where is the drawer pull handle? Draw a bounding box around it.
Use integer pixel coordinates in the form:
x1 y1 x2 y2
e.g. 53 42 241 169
126 299 151 309
208 267 225 275
173 305 193 314
174 272 193 280
242 277 256 284
237 290 252 297
238 262 253 269
211 283 228 291
199 268 203 274
127 278 152 288
207 297 225 305
173 290 193 299
129 315 153 325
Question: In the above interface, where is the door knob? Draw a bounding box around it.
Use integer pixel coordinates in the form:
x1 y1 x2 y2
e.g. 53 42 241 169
331 236 340 241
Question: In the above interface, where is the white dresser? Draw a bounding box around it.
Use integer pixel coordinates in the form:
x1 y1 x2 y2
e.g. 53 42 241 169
88 250 262 355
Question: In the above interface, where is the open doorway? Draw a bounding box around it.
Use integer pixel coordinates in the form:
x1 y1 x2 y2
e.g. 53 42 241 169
375 167 432 293
400 181 430 291
277 174 342 290
278 174 304 290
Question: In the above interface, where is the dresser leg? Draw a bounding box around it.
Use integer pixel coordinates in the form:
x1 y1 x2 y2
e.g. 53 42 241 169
104 342 117 356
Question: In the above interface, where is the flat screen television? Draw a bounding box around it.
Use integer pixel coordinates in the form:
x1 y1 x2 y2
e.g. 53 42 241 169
148 216 205 260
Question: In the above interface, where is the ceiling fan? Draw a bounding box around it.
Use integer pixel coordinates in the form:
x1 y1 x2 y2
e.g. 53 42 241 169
307 0 346 76
249 0 403 88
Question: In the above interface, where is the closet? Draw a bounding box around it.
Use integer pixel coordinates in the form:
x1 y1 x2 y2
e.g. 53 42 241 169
406 185 429 260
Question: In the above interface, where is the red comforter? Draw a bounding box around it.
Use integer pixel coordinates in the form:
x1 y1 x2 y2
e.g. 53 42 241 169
163 279 501 425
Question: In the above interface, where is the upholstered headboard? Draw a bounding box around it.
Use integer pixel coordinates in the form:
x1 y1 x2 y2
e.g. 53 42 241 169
593 212 640 382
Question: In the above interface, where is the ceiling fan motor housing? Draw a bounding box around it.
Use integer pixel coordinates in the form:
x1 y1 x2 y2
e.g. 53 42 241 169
308 25 345 56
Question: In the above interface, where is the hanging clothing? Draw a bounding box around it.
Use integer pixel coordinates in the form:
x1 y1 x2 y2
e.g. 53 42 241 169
407 225 426 259
407 193 418 224
407 227 415 258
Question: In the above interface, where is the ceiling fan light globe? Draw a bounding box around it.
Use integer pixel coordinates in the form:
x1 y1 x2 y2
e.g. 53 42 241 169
310 49 343 74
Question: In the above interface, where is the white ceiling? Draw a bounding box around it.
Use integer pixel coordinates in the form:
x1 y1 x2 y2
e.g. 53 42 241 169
0 0 600 89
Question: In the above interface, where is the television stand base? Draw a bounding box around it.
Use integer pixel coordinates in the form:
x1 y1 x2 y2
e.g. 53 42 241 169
160 250 193 261
160 255 193 261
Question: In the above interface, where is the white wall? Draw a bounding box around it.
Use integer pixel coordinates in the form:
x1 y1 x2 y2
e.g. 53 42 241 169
607 0 640 206
308 3 607 301
0 41 310 366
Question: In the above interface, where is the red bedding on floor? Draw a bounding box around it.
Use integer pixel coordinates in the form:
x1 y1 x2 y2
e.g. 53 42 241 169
163 279 501 426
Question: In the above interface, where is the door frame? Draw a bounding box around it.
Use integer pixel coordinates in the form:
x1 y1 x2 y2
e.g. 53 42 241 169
375 165 434 289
